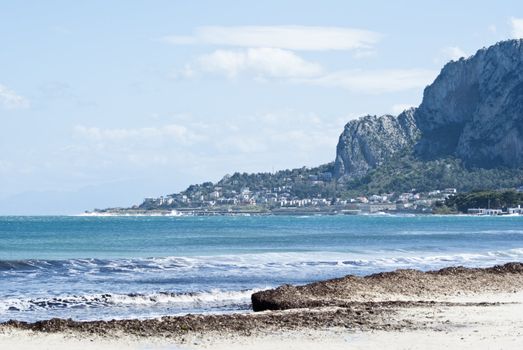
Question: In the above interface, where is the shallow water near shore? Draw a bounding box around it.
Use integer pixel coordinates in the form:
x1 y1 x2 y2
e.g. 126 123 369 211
1 215 522 322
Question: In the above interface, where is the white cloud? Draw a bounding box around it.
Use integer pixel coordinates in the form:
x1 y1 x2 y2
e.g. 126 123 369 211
166 26 437 94
391 104 416 115
163 25 382 51
70 110 347 173
74 124 201 146
194 48 324 79
177 49 435 93
510 17 523 38
433 46 467 65
299 69 437 93
440 46 467 61
352 49 377 59
0 160 13 174
0 84 30 109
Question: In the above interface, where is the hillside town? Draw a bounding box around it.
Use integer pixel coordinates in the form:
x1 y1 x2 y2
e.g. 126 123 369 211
90 167 523 216
92 182 463 216
138 186 458 214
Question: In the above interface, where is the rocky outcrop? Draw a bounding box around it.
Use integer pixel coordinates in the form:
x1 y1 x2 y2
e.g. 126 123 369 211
414 40 523 168
334 109 420 178
335 39 523 178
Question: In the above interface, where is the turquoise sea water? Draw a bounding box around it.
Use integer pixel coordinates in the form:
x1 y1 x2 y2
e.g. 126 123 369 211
1 215 522 322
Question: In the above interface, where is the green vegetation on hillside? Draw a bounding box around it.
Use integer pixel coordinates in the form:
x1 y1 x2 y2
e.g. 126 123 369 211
134 154 523 211
344 155 523 196
136 163 339 210
181 163 336 199
180 155 523 203
444 190 523 212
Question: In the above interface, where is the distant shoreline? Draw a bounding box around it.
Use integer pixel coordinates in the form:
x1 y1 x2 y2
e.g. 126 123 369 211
79 209 522 217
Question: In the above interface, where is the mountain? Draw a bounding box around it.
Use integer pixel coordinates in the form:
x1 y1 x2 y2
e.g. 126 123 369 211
333 109 419 178
335 39 523 179
96 40 523 213
415 40 523 167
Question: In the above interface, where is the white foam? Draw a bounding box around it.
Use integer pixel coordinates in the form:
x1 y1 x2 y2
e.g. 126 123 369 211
3 247 523 278
0 288 267 313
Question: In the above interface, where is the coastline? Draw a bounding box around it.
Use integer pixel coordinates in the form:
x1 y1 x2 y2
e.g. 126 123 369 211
2 263 523 349
78 208 523 217
78 210 521 217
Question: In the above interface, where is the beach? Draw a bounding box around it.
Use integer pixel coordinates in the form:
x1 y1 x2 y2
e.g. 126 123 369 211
2 263 523 349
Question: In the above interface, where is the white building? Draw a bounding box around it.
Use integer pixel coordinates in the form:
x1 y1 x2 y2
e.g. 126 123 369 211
508 205 523 215
359 203 397 213
467 208 503 215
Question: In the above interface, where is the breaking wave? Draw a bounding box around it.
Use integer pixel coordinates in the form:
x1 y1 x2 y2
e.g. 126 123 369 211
2 248 523 275
0 288 262 313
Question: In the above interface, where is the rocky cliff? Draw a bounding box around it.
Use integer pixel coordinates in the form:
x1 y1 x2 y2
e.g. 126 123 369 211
334 109 420 178
335 39 523 179
415 40 523 167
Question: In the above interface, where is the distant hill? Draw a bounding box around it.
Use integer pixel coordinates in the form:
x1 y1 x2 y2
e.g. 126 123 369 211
335 39 523 180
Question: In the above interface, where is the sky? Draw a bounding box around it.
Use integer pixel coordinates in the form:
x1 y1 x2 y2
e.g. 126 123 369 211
1 0 523 214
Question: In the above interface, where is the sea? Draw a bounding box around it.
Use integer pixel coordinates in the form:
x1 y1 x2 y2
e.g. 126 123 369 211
1 215 523 323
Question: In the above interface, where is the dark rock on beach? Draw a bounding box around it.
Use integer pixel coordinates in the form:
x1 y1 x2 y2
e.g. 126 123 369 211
3 305 406 337
251 262 523 311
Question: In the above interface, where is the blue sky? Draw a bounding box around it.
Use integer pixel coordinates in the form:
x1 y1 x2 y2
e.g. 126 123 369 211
1 0 522 214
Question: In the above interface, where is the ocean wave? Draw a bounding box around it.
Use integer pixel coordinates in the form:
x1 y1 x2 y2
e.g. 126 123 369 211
1 249 523 321
1 249 523 275
0 288 263 313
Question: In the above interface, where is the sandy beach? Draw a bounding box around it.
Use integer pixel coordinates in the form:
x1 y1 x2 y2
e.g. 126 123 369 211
2 293 522 349
1 263 523 349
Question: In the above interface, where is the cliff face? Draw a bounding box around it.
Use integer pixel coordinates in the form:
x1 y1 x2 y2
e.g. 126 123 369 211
414 40 523 168
334 109 420 178
335 39 523 179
